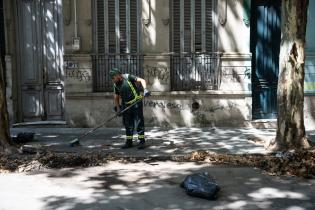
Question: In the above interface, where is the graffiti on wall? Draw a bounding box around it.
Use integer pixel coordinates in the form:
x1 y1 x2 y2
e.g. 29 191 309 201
221 66 251 80
144 100 189 110
144 65 169 84
144 100 242 126
144 100 238 113
64 61 91 82
66 69 91 82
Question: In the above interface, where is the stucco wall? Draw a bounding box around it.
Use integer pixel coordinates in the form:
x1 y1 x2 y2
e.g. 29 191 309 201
66 92 251 128
143 55 170 92
63 0 253 128
304 96 315 130
144 93 251 127
64 54 93 93
2 0 315 128
3 0 253 127
220 53 251 92
63 0 92 53
142 0 170 54
65 93 118 127
217 0 250 53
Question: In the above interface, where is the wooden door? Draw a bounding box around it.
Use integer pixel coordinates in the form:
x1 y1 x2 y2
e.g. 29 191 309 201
16 0 64 121
251 0 281 119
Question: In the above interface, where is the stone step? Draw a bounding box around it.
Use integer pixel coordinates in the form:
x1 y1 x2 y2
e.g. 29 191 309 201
12 121 68 128
250 119 277 129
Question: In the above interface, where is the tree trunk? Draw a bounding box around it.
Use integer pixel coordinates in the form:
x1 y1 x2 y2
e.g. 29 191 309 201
270 0 310 151
0 55 14 153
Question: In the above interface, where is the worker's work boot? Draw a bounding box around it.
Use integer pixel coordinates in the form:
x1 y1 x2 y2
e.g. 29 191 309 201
137 139 146 149
121 140 133 149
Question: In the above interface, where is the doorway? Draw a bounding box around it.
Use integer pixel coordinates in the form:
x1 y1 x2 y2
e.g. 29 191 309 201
16 0 64 121
251 0 281 119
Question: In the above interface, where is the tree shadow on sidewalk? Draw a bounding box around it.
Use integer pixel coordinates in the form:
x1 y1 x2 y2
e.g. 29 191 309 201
34 161 315 210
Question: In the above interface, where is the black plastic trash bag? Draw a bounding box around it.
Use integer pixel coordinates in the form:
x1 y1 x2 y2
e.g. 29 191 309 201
11 132 35 143
181 172 220 200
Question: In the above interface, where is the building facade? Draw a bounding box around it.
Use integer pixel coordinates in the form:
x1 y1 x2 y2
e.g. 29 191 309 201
2 0 315 128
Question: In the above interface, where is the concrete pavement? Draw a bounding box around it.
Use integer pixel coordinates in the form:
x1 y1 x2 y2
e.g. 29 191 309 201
2 127 315 210
10 127 279 156
1 161 315 210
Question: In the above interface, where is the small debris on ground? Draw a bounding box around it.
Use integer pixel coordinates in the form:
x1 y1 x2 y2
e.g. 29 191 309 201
247 136 266 146
21 145 45 154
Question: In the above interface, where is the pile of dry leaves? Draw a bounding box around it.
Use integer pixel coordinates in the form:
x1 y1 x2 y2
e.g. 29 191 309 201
1 150 315 178
0 152 108 172
187 150 315 178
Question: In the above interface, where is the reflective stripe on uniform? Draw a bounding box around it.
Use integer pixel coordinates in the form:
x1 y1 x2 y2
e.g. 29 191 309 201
126 80 142 105
138 135 145 139
126 135 133 140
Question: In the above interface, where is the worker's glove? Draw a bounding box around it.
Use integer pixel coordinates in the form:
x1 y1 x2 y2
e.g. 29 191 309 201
114 106 122 117
144 89 151 97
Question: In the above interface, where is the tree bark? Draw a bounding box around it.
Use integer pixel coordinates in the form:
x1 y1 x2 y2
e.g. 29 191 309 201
0 55 14 153
270 0 310 151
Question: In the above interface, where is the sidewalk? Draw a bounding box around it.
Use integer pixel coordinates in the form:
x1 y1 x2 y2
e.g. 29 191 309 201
11 127 280 156
4 127 315 210
2 161 315 210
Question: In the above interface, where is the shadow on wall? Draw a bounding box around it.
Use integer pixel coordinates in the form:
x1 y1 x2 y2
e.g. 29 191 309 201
68 0 266 128
142 98 249 128
65 97 249 128
217 0 247 52
140 1 251 127
305 96 315 128
142 0 162 52
142 0 246 52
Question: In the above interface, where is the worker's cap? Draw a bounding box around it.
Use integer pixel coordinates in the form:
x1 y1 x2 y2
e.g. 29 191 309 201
109 68 121 78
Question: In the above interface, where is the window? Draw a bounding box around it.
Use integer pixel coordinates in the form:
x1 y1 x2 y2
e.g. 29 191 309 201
171 0 220 91
171 0 215 53
93 0 143 92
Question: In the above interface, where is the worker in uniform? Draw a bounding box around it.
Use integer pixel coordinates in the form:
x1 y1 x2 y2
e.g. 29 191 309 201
109 68 150 149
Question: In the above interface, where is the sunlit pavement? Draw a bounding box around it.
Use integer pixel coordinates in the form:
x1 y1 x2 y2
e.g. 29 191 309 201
3 128 315 210
10 127 281 156
1 161 315 210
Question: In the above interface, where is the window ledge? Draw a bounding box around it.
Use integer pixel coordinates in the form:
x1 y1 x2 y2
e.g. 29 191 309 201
66 90 252 99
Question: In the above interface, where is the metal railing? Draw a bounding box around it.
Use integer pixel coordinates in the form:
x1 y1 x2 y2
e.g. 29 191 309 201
92 53 144 92
170 52 222 90
92 53 221 92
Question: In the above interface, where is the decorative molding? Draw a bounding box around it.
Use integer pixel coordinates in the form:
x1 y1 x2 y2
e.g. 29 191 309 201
64 54 92 61
63 0 71 25
142 0 151 26
306 52 315 58
218 0 227 25
143 54 170 60
161 18 169 25
66 90 252 100
221 53 252 60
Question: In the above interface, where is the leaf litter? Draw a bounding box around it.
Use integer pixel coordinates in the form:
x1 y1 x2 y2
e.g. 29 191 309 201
1 149 315 178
